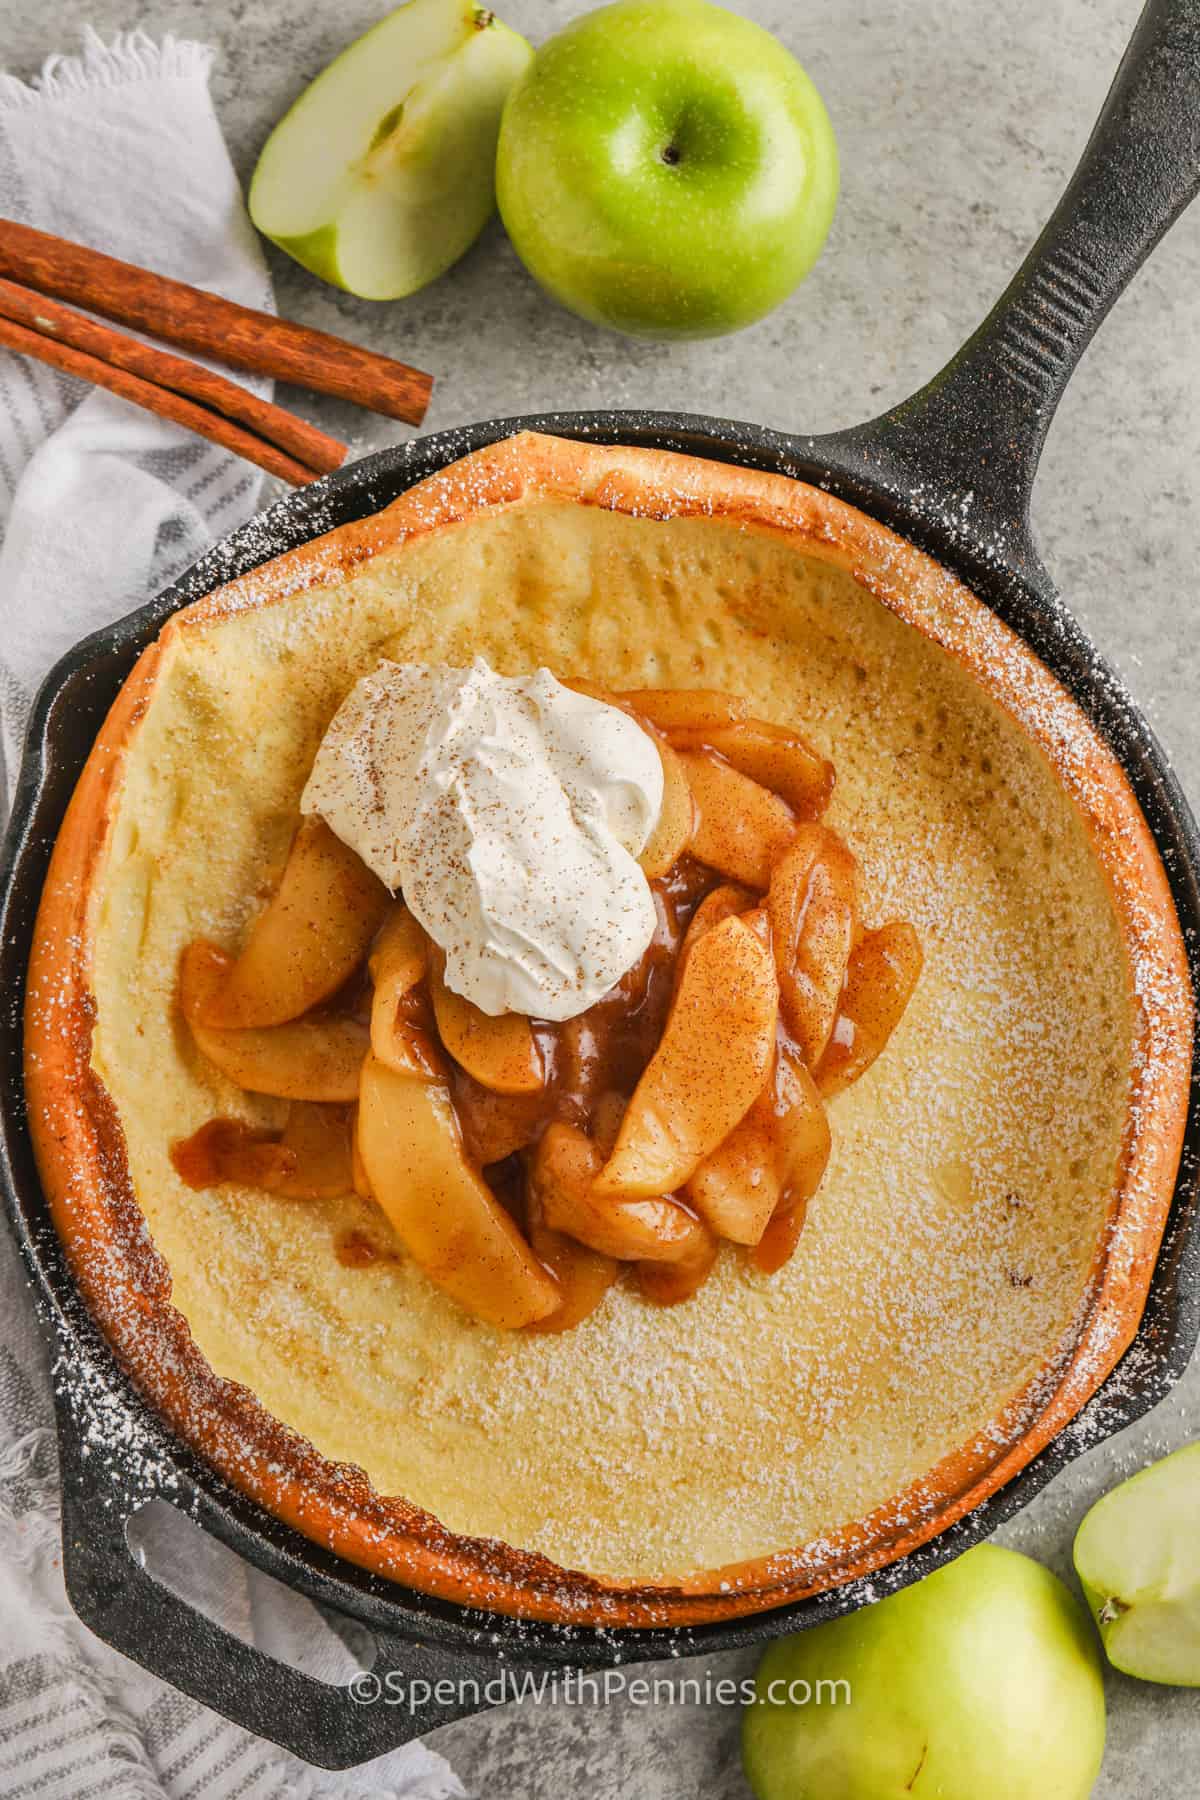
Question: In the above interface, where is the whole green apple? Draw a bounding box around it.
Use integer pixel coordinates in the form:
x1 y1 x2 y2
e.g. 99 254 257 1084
742 1544 1106 1800
495 0 838 339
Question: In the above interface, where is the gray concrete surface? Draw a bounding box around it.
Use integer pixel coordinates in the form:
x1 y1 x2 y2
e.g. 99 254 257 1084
5 0 1199 1792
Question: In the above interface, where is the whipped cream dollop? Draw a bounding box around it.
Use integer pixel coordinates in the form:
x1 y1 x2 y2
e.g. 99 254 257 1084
302 658 664 1021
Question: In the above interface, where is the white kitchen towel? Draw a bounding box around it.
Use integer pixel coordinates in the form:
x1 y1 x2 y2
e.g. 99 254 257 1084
0 31 468 1800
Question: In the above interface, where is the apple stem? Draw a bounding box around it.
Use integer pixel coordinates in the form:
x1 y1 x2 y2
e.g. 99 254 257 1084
660 144 682 166
1099 1596 1130 1624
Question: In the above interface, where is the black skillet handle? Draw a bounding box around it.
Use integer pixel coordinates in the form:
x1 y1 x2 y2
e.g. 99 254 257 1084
820 0 1200 587
54 1385 508 1770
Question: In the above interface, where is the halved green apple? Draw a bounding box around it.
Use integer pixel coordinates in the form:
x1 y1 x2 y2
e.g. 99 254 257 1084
1074 1441 1200 1686
249 0 532 300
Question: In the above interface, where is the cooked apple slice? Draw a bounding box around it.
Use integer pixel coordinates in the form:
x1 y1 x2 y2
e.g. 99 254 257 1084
741 905 773 950
688 1048 830 1244
532 1122 701 1262
429 957 544 1094
350 1107 372 1198
675 882 755 988
370 984 443 1080
817 920 923 1095
275 1103 356 1198
524 1220 617 1332
636 1221 718 1306
369 903 427 993
357 1054 559 1328
249 0 533 301
451 1079 547 1164
590 1090 627 1157
595 914 777 1198
187 1007 369 1103
754 1200 810 1274
767 825 858 1067
638 736 696 878
368 905 443 1078
678 750 797 889
620 689 748 733
524 1168 618 1334
181 941 368 1101
200 819 388 1030
671 720 834 819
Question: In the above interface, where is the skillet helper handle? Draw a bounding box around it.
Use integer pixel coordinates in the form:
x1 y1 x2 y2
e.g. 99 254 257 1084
54 1390 503 1769
861 0 1200 552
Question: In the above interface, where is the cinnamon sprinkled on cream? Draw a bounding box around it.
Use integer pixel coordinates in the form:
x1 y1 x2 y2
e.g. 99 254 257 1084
301 657 664 1020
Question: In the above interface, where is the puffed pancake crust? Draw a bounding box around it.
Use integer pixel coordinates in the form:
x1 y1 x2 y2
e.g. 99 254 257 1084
25 432 1192 1627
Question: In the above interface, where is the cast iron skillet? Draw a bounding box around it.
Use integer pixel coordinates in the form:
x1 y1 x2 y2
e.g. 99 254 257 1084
2 0 1199 1769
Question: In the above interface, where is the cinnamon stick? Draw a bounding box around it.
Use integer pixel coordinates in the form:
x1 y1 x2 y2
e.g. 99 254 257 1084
0 278 346 476
0 312 320 486
0 219 433 426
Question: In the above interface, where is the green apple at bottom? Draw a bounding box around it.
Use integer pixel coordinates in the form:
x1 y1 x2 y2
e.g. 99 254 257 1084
742 1544 1105 1800
496 0 838 340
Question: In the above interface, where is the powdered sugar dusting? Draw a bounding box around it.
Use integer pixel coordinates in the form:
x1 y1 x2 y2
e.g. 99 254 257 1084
26 433 1194 1622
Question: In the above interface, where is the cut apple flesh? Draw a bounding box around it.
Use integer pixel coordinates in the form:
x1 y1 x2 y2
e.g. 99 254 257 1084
368 905 443 1077
430 958 544 1094
638 735 696 878
817 919 923 1095
741 905 772 951
524 1179 618 1333
525 1222 617 1332
357 1054 559 1328
754 1200 809 1274
688 1047 830 1244
671 720 834 820
1074 1441 1200 1686
590 1089 627 1158
678 749 797 889
369 904 428 994
532 1122 702 1263
373 990 445 1081
620 689 748 733
451 1078 548 1164
350 1107 372 1198
767 825 858 1067
181 941 368 1102
595 915 778 1198
635 1222 718 1306
674 881 755 988
249 0 533 300
200 819 388 1030
276 1103 357 1198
